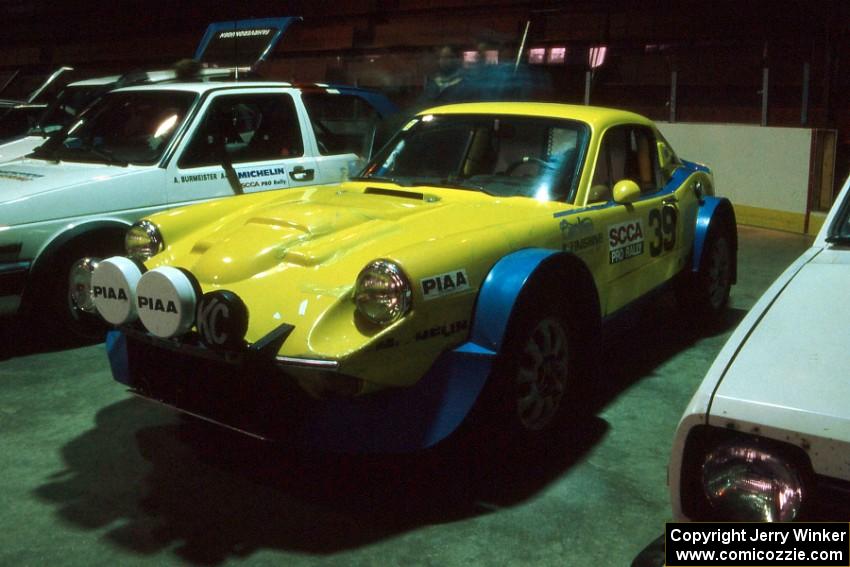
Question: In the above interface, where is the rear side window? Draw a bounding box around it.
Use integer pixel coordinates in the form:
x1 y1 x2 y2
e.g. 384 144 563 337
179 93 303 169
301 92 379 157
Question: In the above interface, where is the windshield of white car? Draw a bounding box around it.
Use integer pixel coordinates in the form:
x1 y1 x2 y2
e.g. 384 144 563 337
827 187 850 244
358 114 589 203
29 85 110 136
0 71 48 101
29 90 196 165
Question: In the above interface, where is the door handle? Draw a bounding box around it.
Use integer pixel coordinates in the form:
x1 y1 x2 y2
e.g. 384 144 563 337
289 166 314 182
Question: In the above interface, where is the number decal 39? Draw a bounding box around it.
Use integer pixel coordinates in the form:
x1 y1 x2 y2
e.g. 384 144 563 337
649 206 677 257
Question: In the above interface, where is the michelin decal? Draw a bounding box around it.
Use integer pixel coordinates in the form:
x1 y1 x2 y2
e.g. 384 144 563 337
173 166 288 189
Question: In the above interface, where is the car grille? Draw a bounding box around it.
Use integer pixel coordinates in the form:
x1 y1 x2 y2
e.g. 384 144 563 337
124 335 318 440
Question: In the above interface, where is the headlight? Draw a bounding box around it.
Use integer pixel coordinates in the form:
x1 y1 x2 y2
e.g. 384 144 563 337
702 442 804 521
354 259 412 325
125 220 164 261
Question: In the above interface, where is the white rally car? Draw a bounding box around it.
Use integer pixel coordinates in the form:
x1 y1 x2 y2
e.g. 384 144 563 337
0 71 191 164
669 173 850 523
0 76 396 335
0 17 291 164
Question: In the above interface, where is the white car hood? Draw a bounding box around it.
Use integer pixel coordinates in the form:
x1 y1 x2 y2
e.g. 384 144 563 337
0 158 139 205
710 248 850 473
0 136 45 164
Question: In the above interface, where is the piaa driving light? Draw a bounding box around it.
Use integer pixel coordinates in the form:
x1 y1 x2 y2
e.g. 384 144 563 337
702 442 804 521
354 259 412 325
125 220 164 261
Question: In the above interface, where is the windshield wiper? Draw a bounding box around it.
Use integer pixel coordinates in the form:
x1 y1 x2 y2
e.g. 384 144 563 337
28 141 60 162
26 126 47 138
80 145 128 167
825 234 850 245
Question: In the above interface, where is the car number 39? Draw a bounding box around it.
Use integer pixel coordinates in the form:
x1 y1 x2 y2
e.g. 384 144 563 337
649 206 677 256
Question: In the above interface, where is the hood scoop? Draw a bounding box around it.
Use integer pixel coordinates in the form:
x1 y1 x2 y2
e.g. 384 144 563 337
364 187 425 200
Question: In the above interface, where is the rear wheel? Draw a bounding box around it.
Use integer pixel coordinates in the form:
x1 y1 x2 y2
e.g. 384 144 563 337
690 225 734 326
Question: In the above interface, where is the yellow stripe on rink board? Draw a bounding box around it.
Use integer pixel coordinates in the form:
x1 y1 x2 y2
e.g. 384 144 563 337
733 204 806 234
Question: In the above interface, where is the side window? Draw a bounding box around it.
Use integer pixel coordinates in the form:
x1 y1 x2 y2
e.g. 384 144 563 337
179 93 303 169
588 125 660 203
301 92 379 156
630 126 660 193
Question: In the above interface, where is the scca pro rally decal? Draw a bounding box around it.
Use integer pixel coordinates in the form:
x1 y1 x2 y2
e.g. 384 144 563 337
608 219 645 264
420 269 470 300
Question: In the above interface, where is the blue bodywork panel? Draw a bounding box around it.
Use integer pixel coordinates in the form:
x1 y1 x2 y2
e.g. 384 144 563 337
693 196 727 271
470 248 558 352
106 329 495 452
194 17 299 68
300 342 495 452
330 86 399 118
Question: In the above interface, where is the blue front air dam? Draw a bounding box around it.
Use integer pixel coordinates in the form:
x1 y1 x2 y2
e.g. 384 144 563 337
105 329 496 453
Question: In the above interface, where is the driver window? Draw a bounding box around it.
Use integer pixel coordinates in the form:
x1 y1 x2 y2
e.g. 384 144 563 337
588 125 660 204
179 93 303 169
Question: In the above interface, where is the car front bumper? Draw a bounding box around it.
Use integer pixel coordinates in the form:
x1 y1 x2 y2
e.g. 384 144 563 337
106 328 495 453
0 260 29 316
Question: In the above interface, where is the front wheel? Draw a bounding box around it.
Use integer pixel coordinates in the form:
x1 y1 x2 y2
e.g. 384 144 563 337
484 291 578 439
40 239 123 340
512 315 571 431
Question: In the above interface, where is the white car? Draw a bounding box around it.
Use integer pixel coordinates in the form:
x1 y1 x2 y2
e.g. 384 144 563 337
0 71 201 164
0 16 297 164
0 80 396 335
669 174 850 523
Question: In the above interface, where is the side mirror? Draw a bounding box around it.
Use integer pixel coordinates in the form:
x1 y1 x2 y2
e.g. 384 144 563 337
612 179 641 204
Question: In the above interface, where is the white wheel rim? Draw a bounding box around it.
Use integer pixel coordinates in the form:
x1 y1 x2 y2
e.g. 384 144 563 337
515 316 568 431
707 236 731 309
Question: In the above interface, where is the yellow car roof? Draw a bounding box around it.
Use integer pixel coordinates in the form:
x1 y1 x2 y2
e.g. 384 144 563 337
418 102 653 131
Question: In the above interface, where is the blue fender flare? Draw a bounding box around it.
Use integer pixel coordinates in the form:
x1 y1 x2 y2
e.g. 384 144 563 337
692 196 737 280
468 248 561 353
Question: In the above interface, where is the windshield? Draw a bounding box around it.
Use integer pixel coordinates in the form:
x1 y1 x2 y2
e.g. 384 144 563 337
0 71 48 101
828 183 850 243
31 84 110 135
359 114 588 202
31 90 196 165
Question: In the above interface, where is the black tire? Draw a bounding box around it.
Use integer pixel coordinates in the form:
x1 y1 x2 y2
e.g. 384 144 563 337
39 237 124 340
692 224 734 326
472 288 578 444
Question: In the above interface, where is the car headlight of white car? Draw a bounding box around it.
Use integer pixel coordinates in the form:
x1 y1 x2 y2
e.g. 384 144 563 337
702 441 804 521
353 259 412 325
680 427 809 521
125 220 164 261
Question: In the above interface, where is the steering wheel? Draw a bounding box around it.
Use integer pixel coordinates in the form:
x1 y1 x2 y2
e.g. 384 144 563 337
505 157 551 176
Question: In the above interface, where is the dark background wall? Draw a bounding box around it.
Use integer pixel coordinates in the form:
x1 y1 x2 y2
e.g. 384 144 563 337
1 0 848 181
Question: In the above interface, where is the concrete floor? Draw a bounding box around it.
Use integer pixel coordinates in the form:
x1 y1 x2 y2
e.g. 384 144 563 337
0 226 812 567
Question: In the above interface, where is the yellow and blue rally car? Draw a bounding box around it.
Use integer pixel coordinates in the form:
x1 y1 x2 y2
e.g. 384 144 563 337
78 102 736 452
